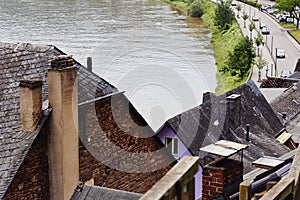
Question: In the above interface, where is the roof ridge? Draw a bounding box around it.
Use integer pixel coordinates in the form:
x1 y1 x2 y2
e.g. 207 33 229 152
0 42 53 53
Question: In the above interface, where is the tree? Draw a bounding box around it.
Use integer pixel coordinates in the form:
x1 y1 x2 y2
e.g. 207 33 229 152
274 0 300 29
215 0 235 30
236 4 242 18
249 22 255 39
227 36 255 78
242 12 249 28
254 33 263 56
255 55 268 81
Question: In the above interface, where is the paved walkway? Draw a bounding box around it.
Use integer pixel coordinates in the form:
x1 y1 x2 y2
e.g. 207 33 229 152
233 3 275 86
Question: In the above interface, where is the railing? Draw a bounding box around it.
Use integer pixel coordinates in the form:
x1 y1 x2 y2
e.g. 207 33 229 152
139 156 199 200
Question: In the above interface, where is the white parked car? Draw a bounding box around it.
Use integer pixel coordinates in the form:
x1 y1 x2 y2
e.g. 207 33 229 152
280 70 292 78
276 49 285 58
262 26 270 35
252 15 259 21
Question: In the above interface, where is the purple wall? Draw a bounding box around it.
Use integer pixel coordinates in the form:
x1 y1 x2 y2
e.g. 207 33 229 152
158 125 202 199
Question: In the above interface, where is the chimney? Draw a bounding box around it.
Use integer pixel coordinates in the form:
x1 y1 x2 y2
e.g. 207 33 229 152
226 94 241 130
202 157 243 200
48 55 79 200
87 57 92 72
246 124 250 142
19 79 42 132
202 92 211 104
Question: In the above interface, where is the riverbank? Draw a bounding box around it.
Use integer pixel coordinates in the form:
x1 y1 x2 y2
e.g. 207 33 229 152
160 0 245 94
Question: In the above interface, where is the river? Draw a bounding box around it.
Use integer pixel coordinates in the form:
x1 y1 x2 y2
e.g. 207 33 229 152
0 0 216 131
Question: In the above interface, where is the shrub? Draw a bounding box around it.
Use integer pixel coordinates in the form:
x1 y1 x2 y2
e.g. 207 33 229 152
188 0 205 17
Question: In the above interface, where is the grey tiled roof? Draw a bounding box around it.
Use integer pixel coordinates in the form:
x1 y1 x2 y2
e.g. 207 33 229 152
270 81 300 125
0 42 116 199
260 77 298 88
70 183 142 200
167 81 290 172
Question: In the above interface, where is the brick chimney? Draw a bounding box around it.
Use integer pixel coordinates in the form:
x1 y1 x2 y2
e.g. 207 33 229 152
225 94 241 131
19 79 42 132
202 158 243 200
48 55 79 200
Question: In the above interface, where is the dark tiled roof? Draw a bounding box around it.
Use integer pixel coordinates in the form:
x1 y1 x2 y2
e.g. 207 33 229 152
0 42 116 199
270 82 300 125
167 81 289 172
260 77 298 88
70 183 142 200
294 59 300 72
288 71 300 79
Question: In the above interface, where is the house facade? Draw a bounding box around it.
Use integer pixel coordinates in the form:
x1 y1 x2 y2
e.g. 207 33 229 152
157 80 291 200
0 42 174 200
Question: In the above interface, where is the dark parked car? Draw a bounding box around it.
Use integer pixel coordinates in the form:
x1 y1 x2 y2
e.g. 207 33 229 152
260 22 266 29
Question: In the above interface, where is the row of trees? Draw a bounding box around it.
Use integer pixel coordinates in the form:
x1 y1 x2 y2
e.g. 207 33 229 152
213 0 256 79
274 0 300 29
187 0 267 80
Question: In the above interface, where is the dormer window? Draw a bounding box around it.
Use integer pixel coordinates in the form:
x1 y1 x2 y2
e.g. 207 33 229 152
165 137 179 157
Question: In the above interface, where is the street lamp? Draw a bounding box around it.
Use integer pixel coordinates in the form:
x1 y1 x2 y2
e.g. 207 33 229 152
271 64 273 76
271 36 274 57
275 48 278 77
265 65 269 77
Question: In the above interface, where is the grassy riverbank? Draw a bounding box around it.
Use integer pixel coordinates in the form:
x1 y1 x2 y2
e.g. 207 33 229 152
289 29 300 44
160 0 245 94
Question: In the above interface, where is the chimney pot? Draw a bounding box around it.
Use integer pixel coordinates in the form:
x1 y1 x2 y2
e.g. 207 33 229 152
87 57 92 72
246 124 250 142
50 55 74 70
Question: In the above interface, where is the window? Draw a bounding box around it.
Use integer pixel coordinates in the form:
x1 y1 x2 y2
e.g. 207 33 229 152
165 137 179 157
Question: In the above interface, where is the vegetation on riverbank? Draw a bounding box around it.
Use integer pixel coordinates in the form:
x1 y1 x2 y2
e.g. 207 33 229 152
289 29 300 43
160 0 246 94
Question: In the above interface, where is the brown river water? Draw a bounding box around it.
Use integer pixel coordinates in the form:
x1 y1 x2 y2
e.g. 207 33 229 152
0 0 216 130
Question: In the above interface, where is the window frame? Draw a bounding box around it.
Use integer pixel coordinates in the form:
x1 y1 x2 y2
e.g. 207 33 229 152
165 136 179 157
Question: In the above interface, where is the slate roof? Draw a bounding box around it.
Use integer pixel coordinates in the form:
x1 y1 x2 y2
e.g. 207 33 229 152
70 183 142 200
294 58 300 72
260 77 298 88
0 42 116 199
166 80 290 172
270 81 300 125
288 71 300 79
